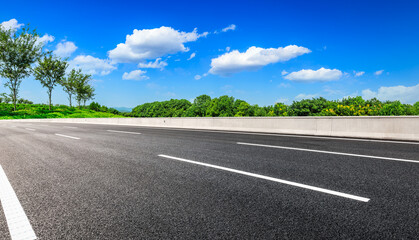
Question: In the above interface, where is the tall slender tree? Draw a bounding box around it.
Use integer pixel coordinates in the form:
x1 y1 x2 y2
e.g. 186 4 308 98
73 71 94 107
34 53 68 110
82 84 95 107
0 25 43 111
60 69 80 107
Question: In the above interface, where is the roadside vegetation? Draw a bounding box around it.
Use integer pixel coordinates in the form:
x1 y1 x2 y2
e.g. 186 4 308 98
131 95 419 117
0 103 122 119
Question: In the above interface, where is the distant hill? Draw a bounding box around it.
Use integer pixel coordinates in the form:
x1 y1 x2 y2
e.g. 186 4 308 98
112 107 132 113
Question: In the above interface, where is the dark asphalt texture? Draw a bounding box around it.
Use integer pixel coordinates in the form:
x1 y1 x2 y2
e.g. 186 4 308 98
0 122 418 239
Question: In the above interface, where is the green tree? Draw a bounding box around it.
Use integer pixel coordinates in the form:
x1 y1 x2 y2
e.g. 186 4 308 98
274 102 288 116
414 102 419 114
289 97 329 116
34 53 68 110
89 101 101 111
73 71 94 107
0 25 43 110
61 69 79 107
234 101 251 116
193 94 211 117
82 84 95 107
379 101 406 115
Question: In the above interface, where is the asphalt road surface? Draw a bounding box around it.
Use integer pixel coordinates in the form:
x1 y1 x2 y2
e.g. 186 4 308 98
0 121 418 239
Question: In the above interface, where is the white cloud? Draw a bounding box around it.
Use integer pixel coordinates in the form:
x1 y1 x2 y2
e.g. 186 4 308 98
295 93 318 100
0 19 23 31
122 70 149 81
187 52 196 60
36 34 55 46
138 58 167 70
194 72 208 80
374 70 384 76
108 26 207 63
69 55 116 76
226 46 231 52
278 83 290 88
362 83 419 104
284 68 342 82
222 24 236 32
354 71 365 77
54 41 77 58
209 45 311 76
281 70 288 75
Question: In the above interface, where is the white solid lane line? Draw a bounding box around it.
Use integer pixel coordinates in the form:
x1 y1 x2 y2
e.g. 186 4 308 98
63 126 77 129
107 130 142 135
25 128 35 131
0 165 37 240
237 142 419 164
158 154 370 202
55 133 80 140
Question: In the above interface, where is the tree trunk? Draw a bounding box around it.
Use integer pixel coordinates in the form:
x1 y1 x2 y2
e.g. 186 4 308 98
13 88 17 111
48 89 52 110
69 94 72 107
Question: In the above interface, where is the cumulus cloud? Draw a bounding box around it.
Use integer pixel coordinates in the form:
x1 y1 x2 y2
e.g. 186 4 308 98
281 70 288 76
69 55 116 76
108 26 207 63
187 52 196 60
354 71 365 77
138 58 167 70
374 70 384 76
222 24 236 32
362 83 419 104
209 45 311 76
36 34 55 46
226 46 231 52
0 19 23 31
122 70 149 81
54 41 77 58
284 67 342 82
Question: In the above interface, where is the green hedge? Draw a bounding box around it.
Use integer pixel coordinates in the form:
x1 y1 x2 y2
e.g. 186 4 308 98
0 103 124 119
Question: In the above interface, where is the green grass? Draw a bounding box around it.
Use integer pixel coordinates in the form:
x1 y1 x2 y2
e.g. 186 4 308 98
0 103 124 119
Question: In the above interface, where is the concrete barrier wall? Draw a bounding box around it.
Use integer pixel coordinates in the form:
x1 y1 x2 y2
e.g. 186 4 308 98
3 116 419 141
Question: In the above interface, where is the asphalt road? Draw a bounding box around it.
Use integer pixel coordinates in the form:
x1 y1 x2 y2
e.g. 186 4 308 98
0 121 418 239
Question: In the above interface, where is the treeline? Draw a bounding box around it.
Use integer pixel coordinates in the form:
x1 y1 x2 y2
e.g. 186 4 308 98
0 22 94 111
131 95 419 117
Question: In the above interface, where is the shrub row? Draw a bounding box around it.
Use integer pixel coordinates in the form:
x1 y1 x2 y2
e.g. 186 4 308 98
131 95 419 117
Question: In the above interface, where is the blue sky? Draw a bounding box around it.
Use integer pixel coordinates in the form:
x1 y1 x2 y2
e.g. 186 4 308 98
1 0 419 107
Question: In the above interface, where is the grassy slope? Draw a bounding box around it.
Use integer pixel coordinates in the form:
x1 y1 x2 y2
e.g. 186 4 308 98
0 103 124 119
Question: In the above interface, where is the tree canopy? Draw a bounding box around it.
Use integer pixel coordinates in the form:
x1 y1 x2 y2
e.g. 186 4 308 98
34 53 68 110
0 25 43 110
